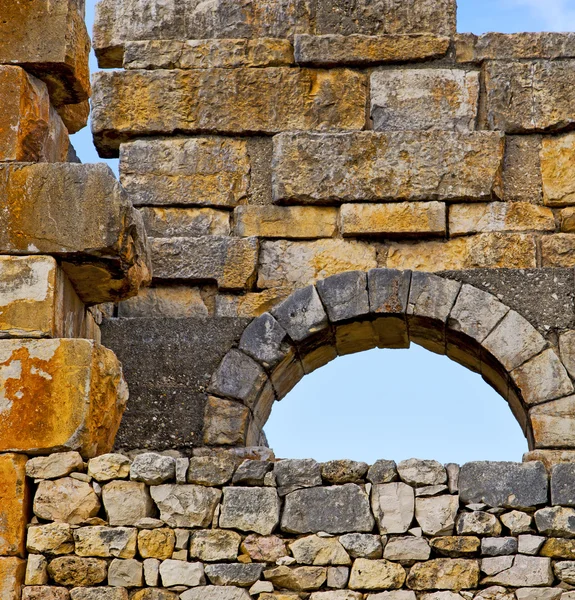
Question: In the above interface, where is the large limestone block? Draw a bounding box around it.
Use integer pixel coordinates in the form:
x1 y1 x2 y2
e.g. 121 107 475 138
541 132 575 206
151 484 221 528
92 69 366 157
0 557 26 600
483 60 575 133
0 67 69 163
0 339 128 457
295 34 449 66
0 256 92 339
482 556 553 586
120 138 250 208
370 69 480 132
102 481 154 526
0 0 90 105
0 163 151 304
530 396 575 448
272 132 504 203
0 454 29 557
258 240 376 289
220 487 280 535
371 483 415 535
34 477 100 525
139 208 230 238
151 237 258 290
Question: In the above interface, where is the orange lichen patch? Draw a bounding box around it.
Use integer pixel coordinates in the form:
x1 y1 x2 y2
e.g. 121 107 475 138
0 454 29 557
0 340 127 457
0 557 25 600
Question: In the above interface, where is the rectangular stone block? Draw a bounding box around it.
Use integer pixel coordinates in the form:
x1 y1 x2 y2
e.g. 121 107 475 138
0 557 25 600
140 208 230 238
0 256 92 339
272 132 504 203
235 206 337 238
340 202 446 237
0 0 90 106
314 0 456 36
0 454 29 557
92 69 367 157
257 240 377 289
385 234 537 271
294 34 449 66
0 163 151 304
531 396 575 448
541 234 575 267
151 237 258 291
120 138 250 208
483 60 575 133
501 135 543 203
0 67 69 163
56 100 90 134
541 132 575 206
0 339 127 457
370 69 480 132
117 286 209 318
124 39 294 70
449 203 555 236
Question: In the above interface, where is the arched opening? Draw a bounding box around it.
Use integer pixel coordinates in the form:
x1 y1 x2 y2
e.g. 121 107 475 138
265 344 528 463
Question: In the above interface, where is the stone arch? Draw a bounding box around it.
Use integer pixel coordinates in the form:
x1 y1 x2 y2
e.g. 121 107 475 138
205 270 575 454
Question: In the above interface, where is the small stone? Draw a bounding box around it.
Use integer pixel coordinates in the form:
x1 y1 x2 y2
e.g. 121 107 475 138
159 560 205 588
482 556 515 576
102 481 154 526
339 534 383 559
367 461 398 484
135 518 164 529
515 589 562 600
143 559 160 587
481 537 518 556
456 512 502 536
27 523 75 555
367 593 417 600
518 535 545 555
220 487 280 536
482 556 553 586
321 460 369 484
398 460 447 487
383 537 431 564
274 459 322 496
108 559 143 587
310 593 363 600
69 589 129 600
175 459 189 484
26 453 84 480
240 535 288 562
535 506 575 537
250 581 274 595
25 555 48 585
22 587 70 600
34 478 100 525
190 530 242 562
446 464 460 494
371 483 415 535
88 454 131 483
327 566 350 589
415 485 449 497
74 527 137 558
180 587 250 600
540 538 575 558
289 536 351 566
205 563 264 587
131 591 179 600
130 453 176 485
348 558 406 590
187 456 237 486
264 566 327 591
48 557 108 587
150 485 221 528
137 529 175 560
500 511 532 534
406 559 479 590
70 473 91 483
429 536 480 558
233 460 274 486
415 495 459 536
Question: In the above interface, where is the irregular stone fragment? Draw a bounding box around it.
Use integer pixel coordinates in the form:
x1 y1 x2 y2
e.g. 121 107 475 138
92 69 367 157
415 495 459 536
367 461 398 484
535 506 575 537
130 591 179 600
481 537 518 556
310 593 362 600
205 563 264 587
25 555 48 586
429 537 480 558
57 99 90 134
515 589 562 600
530 396 575 448
101 481 154 527
108 558 143 587
233 460 275 486
203 396 252 447
22 587 70 600
518 535 545 555
130 453 176 485
120 138 250 208
143 559 160 587
34 478 100 525
180 588 250 600
220 487 280 536
282 484 374 534
295 34 449 66
74 527 137 558
540 538 575 558
371 483 415 535
187 456 237 487
87 454 131 483
137 529 175 560
500 511 532 534
273 131 504 203
482 555 553 586
26 453 83 481
48 557 107 587
383 537 431 563
275 459 322 496
371 69 479 132
406 559 479 590
289 536 351 566
456 512 502 536
27 523 75 555
398 459 446 487
70 589 129 600
151 484 221 528
159 560 204 588
321 460 369 484
348 559 406 590
190 530 242 562
339 534 383 559
264 566 327 591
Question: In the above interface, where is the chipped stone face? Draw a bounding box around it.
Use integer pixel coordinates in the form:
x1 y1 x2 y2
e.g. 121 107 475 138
383 537 431 564
0 454 29 557
348 559 406 590
48 556 107 587
88 454 131 483
74 527 137 559
130 453 176 486
151 485 221 529
0 557 26 600
26 452 83 481
220 487 280 536
482 556 553 586
541 234 575 267
140 208 230 239
289 536 351 566
102 481 155 527
406 559 479 590
190 530 242 562
138 529 175 560
429 536 480 558
159 559 204 587
339 534 383 559
27 523 74 555
541 132 575 206
371 483 415 535
33 478 100 525
415 495 459 536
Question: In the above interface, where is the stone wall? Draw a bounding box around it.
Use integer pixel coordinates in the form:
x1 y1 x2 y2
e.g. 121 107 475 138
21 450 575 599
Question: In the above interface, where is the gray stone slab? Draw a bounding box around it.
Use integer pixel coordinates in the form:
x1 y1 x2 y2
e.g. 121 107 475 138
551 463 575 506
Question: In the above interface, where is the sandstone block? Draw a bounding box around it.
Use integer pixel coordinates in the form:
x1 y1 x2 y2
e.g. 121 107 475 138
539 538 575 558
190 530 242 562
74 527 137 558
0 454 29 556
0 340 127 457
26 452 83 480
541 234 575 267
406 559 479 590
449 203 555 235
295 34 449 66
0 0 90 105
555 560 575 583
151 237 258 291
0 557 26 600
48 557 107 587
429 536 480 558
282 484 374 534
124 39 294 70
483 61 575 133
289 535 351 566
259 240 377 289
57 100 90 134
371 483 415 535
348 559 406 590
27 523 74 555
263 566 327 591
92 69 366 157
150 484 221 528
562 209 575 232
383 537 431 564
102 481 154 527
310 593 362 600
205 563 264 587
87 454 131 483
541 132 575 206
371 69 479 132
118 285 209 319
0 163 151 304
273 131 504 203
501 136 543 203
321 460 369 484
22 587 70 600
220 487 280 535
341 202 446 237
482 555 553 586
25 555 48 586
120 138 249 208
140 208 230 238
0 67 68 163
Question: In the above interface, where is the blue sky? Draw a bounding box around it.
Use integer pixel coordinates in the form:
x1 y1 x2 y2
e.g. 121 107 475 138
76 0 574 464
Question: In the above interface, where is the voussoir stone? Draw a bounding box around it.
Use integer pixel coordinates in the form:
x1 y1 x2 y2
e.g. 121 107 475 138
406 559 480 590
34 478 100 525
316 271 370 323
220 487 280 536
349 559 406 590
150 484 221 528
239 314 290 370
371 483 415 534
282 484 375 534
102 481 154 526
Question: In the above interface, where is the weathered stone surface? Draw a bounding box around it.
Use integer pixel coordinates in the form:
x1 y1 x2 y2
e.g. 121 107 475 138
415 495 459 536
0 558 25 600
259 240 377 290
383 537 431 563
500 511 532 535
501 136 543 203
482 556 553 586
552 464 575 505
48 557 107 587
57 100 90 134
137 529 175 560
108 558 143 587
120 138 249 208
88 454 131 483
318 272 371 324
541 234 575 267
180 587 250 600
289 536 351 566
0 454 28 557
25 554 48 586
483 61 575 133
310 593 362 600
159 559 204 587
118 286 208 319
481 537 518 556
273 132 504 203
151 237 258 291
449 203 554 235
187 456 237 487
398 459 446 487
241 534 288 562
459 462 548 509
0 67 69 163
429 536 480 558
92 69 366 157
456 512 502 536
275 459 322 496
371 483 415 535
561 208 575 233
519 535 545 555
22 587 70 600
541 132 575 206
341 203 446 237
140 208 230 239
0 163 150 304
150 484 221 528
371 69 479 133
190 530 242 562
321 460 369 484
282 484 374 534
339 534 382 559
0 340 127 457
128 591 179 600
406 559 479 590
295 34 449 66
348 559 405 590
220 487 280 535
555 560 575 583
0 0 90 105
26 452 83 481
74 527 137 558
34 478 100 525
205 563 264 587
540 538 575 558
239 314 290 373
264 566 327 591
102 481 154 527
130 453 176 485
203 396 252 447
70 589 129 600
535 506 575 537
27 523 74 555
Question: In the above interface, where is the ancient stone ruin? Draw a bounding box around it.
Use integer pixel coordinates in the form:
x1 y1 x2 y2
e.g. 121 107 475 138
6 0 575 597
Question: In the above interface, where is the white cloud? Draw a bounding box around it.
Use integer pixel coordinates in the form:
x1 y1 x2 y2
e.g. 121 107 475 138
507 0 575 31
